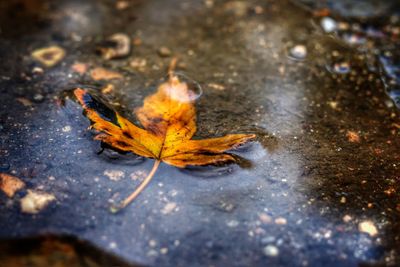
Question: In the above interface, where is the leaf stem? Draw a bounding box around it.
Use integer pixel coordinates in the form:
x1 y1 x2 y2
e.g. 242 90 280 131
118 160 161 210
168 57 177 81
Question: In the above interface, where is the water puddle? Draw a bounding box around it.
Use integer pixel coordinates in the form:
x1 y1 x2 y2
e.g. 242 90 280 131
0 0 399 266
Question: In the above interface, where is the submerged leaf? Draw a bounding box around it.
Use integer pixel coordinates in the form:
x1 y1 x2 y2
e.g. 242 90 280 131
74 60 255 208
75 86 254 167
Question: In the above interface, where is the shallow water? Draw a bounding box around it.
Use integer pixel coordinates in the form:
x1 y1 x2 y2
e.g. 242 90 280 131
0 0 399 266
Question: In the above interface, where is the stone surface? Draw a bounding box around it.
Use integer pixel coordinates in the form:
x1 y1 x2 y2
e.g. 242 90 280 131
0 0 399 266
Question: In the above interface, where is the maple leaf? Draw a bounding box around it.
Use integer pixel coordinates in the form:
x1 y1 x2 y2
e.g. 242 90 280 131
74 60 255 210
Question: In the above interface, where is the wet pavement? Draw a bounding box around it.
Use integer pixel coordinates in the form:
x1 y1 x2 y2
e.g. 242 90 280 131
0 0 399 266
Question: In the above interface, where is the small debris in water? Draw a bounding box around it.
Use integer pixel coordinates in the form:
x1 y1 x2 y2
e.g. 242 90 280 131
289 45 307 60
259 213 272 224
71 62 88 74
132 37 142 46
104 170 125 181
343 215 352 223
346 131 360 143
204 0 214 8
331 62 351 74
254 5 264 14
358 220 378 237
20 190 56 214
130 58 147 71
97 33 131 60
31 46 66 67
223 1 248 17
313 8 330 17
384 187 396 196
149 239 157 247
91 67 123 81
116 0 130 10
32 67 44 74
328 101 338 110
33 93 45 103
62 125 72 133
0 173 25 198
157 46 172 57
16 98 33 107
278 65 285 75
274 217 287 225
161 202 177 214
226 220 239 228
101 84 115 94
130 170 147 181
263 245 279 257
342 33 366 46
321 17 337 33
218 201 235 212
109 242 118 249
208 83 225 90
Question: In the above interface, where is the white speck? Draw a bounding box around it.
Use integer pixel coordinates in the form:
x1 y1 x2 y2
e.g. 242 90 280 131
343 215 352 223
33 94 44 102
149 239 157 247
263 245 279 257
169 189 178 197
340 196 346 203
328 101 338 109
32 67 44 74
359 220 378 237
289 45 307 60
130 170 146 181
20 190 56 214
62 125 72 132
160 247 168 254
109 242 117 249
321 17 337 33
343 33 366 45
226 220 239 228
161 202 177 214
104 170 125 181
324 230 332 239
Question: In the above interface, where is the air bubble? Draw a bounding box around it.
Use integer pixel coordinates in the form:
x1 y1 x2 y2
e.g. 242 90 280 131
160 72 203 103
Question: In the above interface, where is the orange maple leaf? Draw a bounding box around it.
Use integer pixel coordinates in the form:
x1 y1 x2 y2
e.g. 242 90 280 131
74 60 255 210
